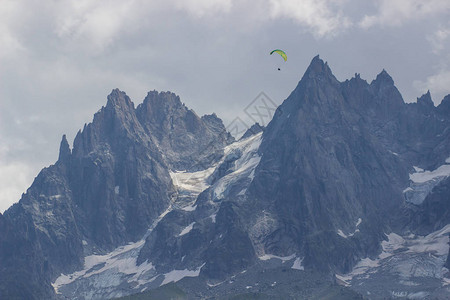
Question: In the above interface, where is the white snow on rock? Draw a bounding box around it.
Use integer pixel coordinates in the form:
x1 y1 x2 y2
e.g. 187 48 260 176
210 213 217 223
413 166 424 173
178 222 195 237
291 257 304 270
259 253 296 262
170 168 214 196
115 186 119 194
446 157 450 164
337 229 348 238
337 218 362 238
409 165 450 183
161 263 205 285
335 225 450 288
52 239 153 294
404 163 450 205
181 204 196 212
169 132 262 210
212 132 262 201
52 206 172 296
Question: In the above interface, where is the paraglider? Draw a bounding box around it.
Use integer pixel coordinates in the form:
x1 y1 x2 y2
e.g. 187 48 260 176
270 49 287 61
270 49 287 71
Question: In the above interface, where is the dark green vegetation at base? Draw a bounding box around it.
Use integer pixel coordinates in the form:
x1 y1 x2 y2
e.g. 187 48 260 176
117 283 186 300
116 282 361 300
116 267 363 300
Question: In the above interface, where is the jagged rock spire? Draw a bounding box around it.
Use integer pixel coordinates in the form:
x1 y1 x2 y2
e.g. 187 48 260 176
417 90 434 107
58 134 71 162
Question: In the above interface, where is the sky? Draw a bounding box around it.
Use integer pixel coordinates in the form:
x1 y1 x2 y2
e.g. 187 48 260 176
1 0 450 212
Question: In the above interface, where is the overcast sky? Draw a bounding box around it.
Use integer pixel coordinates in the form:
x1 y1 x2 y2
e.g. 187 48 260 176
1 0 450 212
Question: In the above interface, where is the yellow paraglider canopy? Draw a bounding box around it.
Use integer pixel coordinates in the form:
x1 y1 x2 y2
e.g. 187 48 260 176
270 49 287 61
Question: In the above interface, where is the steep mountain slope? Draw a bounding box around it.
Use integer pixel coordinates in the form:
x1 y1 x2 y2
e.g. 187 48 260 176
248 57 410 272
0 89 231 299
1 56 449 299
136 91 234 171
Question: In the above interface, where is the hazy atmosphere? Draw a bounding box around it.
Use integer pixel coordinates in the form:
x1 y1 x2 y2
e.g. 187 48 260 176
1 0 450 212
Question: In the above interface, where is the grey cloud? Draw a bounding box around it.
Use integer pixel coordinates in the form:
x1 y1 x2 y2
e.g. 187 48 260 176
1 0 449 211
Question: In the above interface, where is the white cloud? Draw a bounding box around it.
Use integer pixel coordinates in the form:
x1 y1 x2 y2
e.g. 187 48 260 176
269 0 351 37
360 0 450 28
0 142 34 212
427 27 450 54
0 0 26 58
173 0 233 18
54 0 138 53
1 0 449 213
414 69 450 103
0 162 32 213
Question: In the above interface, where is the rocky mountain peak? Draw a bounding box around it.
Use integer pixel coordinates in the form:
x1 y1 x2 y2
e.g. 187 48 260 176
106 88 135 111
438 94 450 115
142 90 185 114
2 56 450 300
369 69 404 108
57 134 71 163
240 123 264 140
417 90 434 107
136 91 232 171
373 69 394 86
303 55 334 81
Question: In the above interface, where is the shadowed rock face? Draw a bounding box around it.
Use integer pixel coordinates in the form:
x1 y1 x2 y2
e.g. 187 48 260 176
0 212 57 300
1 57 449 299
1 90 176 297
69 89 174 249
240 123 264 140
136 57 449 285
246 56 409 272
136 91 234 171
0 88 236 298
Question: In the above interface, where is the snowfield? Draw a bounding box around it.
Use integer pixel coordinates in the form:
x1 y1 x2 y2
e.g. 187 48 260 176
52 133 264 299
404 160 450 205
336 225 450 298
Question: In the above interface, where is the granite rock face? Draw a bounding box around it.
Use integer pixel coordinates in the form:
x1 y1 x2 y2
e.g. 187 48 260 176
1 89 181 298
1 57 449 299
247 56 409 272
136 91 234 171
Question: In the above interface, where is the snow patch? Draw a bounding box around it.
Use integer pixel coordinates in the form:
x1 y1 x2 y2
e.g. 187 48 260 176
404 162 450 205
52 206 173 295
291 257 304 270
335 225 450 287
380 232 405 259
446 157 450 164
161 263 205 285
337 229 347 238
210 214 217 223
259 253 296 262
406 224 450 256
409 164 450 183
389 150 399 156
178 222 195 237
413 166 424 173
170 168 214 196
181 204 196 212
337 218 362 238
212 133 262 201
115 186 119 195
207 280 226 287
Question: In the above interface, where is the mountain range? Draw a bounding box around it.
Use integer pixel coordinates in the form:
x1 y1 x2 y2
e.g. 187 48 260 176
1 55 449 299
